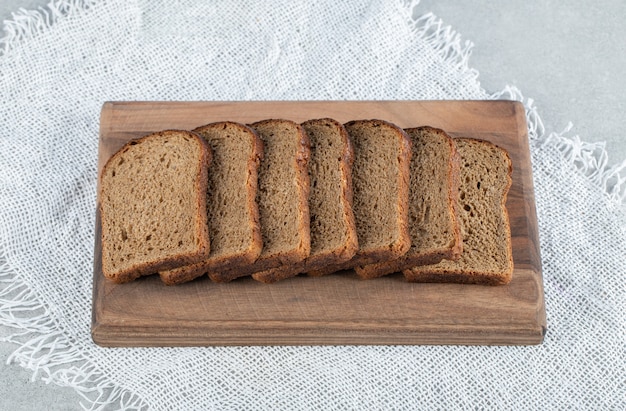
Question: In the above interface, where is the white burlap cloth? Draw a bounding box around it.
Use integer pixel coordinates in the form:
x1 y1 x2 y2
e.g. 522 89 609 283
1 1 625 409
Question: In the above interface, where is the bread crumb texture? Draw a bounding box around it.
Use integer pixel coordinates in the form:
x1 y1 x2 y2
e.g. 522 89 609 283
100 130 210 283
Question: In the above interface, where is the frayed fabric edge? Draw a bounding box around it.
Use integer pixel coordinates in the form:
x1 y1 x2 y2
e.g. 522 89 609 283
0 254 149 411
403 4 478 78
493 86 626 207
0 0 99 57
541 127 626 207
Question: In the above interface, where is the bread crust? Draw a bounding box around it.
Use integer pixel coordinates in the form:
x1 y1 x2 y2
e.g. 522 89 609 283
252 118 358 283
159 122 263 285
354 126 463 279
308 119 411 277
403 137 513 285
208 119 311 283
100 130 212 284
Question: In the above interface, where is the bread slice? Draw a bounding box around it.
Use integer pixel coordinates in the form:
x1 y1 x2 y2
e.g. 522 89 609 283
208 119 311 283
308 119 411 277
100 130 212 284
252 118 358 283
159 122 263 285
354 127 462 279
403 137 513 285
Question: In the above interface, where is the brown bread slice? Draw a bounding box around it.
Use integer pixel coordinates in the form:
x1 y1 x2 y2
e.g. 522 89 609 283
159 122 263 285
252 118 358 283
208 119 311 283
100 130 212 284
308 119 411 277
354 127 462 279
403 137 513 285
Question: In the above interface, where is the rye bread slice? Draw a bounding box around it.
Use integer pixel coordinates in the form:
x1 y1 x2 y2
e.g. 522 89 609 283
308 119 411 277
208 119 311 283
159 122 263 285
99 130 212 284
355 126 462 279
252 118 358 283
403 137 513 285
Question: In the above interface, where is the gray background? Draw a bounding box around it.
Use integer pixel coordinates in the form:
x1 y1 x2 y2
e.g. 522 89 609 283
1 1 624 409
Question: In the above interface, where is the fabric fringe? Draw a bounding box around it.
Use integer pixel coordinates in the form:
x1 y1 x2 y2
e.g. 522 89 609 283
493 86 626 207
0 1 625 410
1 253 148 410
0 0 99 57
542 127 626 206
407 9 478 77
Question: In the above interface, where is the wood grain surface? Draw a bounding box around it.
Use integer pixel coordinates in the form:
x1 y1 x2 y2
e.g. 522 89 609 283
92 101 546 346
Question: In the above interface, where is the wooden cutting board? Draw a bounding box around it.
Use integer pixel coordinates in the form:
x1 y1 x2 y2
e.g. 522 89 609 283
92 101 546 346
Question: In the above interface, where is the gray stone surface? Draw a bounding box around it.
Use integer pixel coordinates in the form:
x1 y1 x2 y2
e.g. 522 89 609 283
0 339 79 410
1 1 625 410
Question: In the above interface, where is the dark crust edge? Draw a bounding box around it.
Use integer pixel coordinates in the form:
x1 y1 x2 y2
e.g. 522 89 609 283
252 118 358 283
100 130 212 284
159 122 264 285
208 119 311 283
402 137 514 286
354 126 463 279
308 119 412 277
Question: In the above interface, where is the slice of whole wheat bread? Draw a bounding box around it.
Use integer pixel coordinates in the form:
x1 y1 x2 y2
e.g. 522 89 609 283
208 119 311 283
355 126 462 279
403 137 513 285
159 122 263 285
308 119 411 277
100 130 212 284
252 118 358 283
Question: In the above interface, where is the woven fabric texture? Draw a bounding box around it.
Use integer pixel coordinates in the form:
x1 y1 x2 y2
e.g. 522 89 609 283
1 0 625 409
